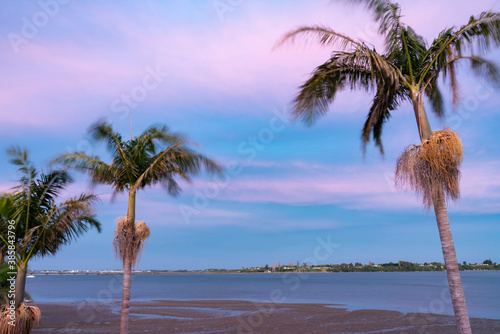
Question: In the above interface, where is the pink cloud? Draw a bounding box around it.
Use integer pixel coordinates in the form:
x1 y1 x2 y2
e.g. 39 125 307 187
3 0 499 130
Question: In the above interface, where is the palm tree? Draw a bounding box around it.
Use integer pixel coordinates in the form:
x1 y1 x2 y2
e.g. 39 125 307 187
278 1 500 333
54 120 222 334
0 147 101 333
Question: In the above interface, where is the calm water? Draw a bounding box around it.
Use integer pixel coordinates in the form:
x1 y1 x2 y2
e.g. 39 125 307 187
26 271 500 320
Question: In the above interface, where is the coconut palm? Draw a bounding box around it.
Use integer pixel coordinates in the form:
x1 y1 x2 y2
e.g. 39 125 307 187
54 120 222 334
0 147 101 333
278 1 500 333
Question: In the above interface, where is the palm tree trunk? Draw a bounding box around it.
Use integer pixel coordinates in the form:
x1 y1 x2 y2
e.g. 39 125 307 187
412 91 470 332
120 192 136 334
433 187 472 334
120 256 132 334
412 92 432 142
14 262 27 308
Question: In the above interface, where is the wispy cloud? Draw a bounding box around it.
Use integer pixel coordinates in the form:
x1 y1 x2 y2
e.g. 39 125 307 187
187 160 500 214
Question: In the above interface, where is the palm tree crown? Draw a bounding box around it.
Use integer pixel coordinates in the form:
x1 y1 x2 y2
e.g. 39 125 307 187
0 146 101 310
0 147 101 262
278 0 500 152
55 120 221 196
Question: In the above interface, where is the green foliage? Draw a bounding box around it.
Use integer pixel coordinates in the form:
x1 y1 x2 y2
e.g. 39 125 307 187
0 147 101 265
54 120 222 197
0 147 101 310
0 262 14 305
278 0 500 152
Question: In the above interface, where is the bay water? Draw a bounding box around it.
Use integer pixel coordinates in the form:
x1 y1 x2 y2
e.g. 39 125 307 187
26 271 500 320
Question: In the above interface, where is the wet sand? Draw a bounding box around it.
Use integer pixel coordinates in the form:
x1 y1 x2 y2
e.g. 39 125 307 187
31 300 500 333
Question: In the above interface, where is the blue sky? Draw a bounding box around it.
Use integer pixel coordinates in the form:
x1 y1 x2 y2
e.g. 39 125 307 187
1 0 499 270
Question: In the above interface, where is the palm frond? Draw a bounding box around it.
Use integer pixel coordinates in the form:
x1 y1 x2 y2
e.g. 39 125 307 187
276 25 361 50
424 78 445 118
419 11 500 87
49 194 101 235
131 142 222 195
344 1 429 85
343 1 405 46
343 0 395 33
292 49 374 124
35 170 72 207
139 125 185 150
27 193 101 258
6 146 37 181
0 195 15 220
53 152 124 190
0 262 14 305
446 46 460 108
390 26 427 76
455 12 500 53
467 55 500 83
361 83 408 153
90 120 136 184
293 43 405 152
90 120 124 154
422 54 499 110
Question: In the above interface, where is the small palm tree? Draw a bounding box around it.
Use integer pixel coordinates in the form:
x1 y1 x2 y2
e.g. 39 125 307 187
54 120 221 334
0 147 101 333
278 1 500 333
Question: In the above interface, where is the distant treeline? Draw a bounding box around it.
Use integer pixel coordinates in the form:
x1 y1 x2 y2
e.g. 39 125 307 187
31 260 499 275
238 259 499 273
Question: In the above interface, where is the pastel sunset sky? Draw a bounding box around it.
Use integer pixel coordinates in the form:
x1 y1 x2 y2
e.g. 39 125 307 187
1 0 499 270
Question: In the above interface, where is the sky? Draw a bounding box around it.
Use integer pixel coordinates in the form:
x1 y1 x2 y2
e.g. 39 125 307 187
0 0 499 270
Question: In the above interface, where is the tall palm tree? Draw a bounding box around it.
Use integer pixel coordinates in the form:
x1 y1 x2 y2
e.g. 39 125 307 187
278 1 500 333
54 120 222 334
0 147 101 333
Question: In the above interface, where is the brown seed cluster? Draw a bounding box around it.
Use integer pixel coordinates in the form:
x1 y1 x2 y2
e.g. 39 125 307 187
396 128 463 209
113 217 150 267
0 303 41 334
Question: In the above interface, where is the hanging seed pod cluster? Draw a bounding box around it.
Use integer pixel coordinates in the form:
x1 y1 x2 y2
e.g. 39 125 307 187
0 303 41 334
395 127 463 208
113 217 151 267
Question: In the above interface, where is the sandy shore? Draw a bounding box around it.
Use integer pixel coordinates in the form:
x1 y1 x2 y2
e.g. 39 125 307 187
31 300 500 333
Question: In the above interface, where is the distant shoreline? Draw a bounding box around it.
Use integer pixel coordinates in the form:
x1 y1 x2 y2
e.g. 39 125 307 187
29 270 500 276
31 260 500 275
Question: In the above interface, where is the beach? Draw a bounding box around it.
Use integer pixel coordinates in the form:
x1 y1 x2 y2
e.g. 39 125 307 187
31 300 500 333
